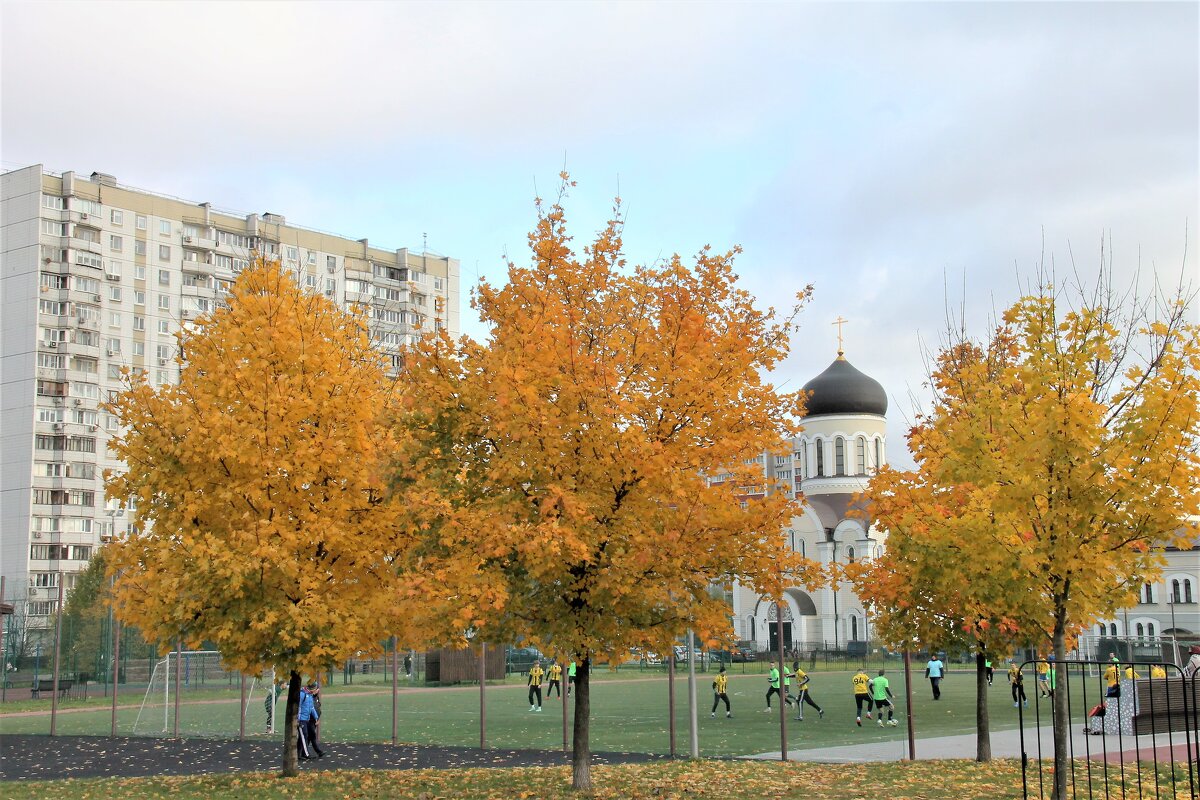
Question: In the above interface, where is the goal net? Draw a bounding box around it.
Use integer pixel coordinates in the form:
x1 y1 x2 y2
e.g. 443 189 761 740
132 650 261 737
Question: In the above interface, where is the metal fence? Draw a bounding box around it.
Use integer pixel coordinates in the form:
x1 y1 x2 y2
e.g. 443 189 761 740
1018 659 1198 800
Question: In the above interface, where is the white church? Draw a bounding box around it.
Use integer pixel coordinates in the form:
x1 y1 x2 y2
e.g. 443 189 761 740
729 346 890 655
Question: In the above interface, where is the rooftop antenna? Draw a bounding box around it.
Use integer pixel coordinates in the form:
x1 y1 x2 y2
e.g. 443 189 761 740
832 316 848 359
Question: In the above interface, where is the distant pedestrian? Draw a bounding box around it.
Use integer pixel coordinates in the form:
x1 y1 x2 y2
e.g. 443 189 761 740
790 661 823 721
1184 645 1200 679
1046 656 1057 700
870 669 897 726
404 654 412 678
1008 661 1027 708
925 655 945 700
711 666 732 718
546 661 563 698
309 680 322 745
527 659 545 711
852 667 874 726
567 659 577 696
984 657 994 686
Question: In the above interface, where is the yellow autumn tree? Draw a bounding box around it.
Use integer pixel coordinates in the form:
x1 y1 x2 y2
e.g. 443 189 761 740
847 333 1046 763
392 177 819 790
105 256 404 776
857 276 1199 798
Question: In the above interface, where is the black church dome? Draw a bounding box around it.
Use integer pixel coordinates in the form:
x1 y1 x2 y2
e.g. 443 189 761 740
801 356 887 418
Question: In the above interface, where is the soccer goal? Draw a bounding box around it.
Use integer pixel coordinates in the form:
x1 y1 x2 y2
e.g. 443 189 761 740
132 650 231 736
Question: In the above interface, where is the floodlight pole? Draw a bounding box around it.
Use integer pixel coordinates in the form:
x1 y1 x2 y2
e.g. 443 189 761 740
479 640 487 750
239 673 247 740
110 613 120 737
667 651 676 757
776 602 788 761
391 636 399 745
50 581 64 735
686 628 699 758
903 649 916 761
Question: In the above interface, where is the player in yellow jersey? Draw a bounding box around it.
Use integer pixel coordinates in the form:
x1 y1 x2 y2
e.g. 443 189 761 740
527 660 545 711
711 666 732 718
852 667 873 726
546 661 563 698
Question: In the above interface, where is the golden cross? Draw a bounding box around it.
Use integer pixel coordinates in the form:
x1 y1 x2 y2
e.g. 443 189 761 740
832 316 848 357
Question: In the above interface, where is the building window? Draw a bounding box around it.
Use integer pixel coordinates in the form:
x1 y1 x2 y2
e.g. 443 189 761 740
834 437 845 476
134 240 146 257
158 295 170 311
856 436 867 475
133 315 145 331
158 245 171 261
132 341 145 356
136 215 147 230
157 320 170 334
111 209 123 225
159 220 171 235
1109 623 1117 637
1147 623 1155 637
1135 623 1144 638
43 195 66 210
1142 584 1154 604
109 235 123 252
850 615 860 641
875 437 883 469
815 438 824 477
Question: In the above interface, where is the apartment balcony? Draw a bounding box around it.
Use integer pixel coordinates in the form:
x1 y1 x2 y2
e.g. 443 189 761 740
181 283 214 298
68 237 103 255
68 288 105 306
69 210 101 226
65 341 101 360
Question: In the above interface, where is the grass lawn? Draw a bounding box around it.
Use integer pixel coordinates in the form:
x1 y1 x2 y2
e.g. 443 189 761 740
0 668 1088 758
4 758 1194 800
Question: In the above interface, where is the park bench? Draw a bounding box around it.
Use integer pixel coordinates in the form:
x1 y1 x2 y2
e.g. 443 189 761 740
1131 677 1200 735
29 678 73 700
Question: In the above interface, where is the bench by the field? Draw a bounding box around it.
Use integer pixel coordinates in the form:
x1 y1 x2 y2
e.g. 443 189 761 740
1098 677 1199 736
29 678 73 699
1131 677 1200 735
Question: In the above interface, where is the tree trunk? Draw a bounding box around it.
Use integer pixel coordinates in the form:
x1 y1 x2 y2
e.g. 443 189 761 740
1051 616 1069 800
281 670 301 777
975 649 991 762
571 657 591 790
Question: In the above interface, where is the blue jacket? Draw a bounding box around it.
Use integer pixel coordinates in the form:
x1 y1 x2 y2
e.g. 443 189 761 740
299 690 318 722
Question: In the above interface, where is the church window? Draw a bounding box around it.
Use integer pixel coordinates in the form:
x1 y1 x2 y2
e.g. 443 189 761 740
1109 623 1117 636
1135 623 1144 638
850 615 860 641
875 437 883 469
1147 623 1155 637
856 436 867 474
846 546 855 563
835 437 845 476
799 440 808 479
815 438 824 476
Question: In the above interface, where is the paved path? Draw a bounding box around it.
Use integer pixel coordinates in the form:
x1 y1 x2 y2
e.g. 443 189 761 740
746 724 1200 764
0 734 662 782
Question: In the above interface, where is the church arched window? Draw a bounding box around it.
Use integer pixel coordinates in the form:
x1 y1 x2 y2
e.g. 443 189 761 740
835 437 845 476
1109 623 1117 637
850 615 860 641
874 437 883 469
800 440 808 479
1147 623 1155 638
856 436 867 474
846 546 855 563
1135 622 1144 638
815 438 824 477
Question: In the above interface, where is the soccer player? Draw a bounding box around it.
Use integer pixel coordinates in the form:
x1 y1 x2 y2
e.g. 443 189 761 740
764 664 791 711
711 666 732 718
1036 658 1051 697
567 659 577 697
984 657 994 686
790 661 823 721
1008 660 1027 708
527 659 545 711
870 669 897 726
924 654 945 700
852 666 873 726
546 660 563 698
1103 658 1121 698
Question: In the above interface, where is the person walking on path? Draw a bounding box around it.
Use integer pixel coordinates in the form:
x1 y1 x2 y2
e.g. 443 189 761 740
527 659 545 711
546 660 563 698
790 661 824 721
852 667 874 726
297 682 325 759
309 681 323 749
711 666 732 718
764 664 792 711
1008 660 1027 708
925 655 945 700
870 669 897 726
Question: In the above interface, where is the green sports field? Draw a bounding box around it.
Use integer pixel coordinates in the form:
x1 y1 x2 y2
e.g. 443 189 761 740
0 666 1086 758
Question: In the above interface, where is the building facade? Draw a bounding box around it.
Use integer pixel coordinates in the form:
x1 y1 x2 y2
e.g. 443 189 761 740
728 350 889 654
1 165 460 626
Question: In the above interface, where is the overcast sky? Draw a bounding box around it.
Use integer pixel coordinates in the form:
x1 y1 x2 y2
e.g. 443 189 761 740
3 1 1196 466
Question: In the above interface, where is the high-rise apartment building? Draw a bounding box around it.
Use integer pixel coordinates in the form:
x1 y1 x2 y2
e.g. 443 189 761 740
1 165 461 630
